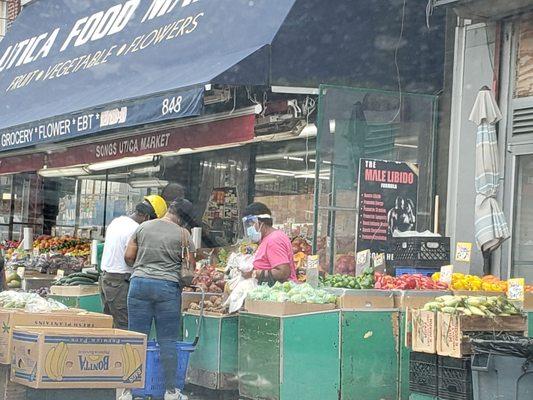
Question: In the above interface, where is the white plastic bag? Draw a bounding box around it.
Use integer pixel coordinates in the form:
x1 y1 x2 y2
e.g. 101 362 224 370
224 277 258 313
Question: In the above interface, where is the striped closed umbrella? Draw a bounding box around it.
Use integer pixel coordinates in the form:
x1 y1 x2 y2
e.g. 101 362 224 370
470 87 510 253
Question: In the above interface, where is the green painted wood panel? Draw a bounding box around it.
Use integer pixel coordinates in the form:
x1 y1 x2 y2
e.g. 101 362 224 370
183 314 221 372
220 316 239 375
239 313 281 400
529 312 532 338
281 311 341 400
48 294 103 313
399 311 411 400
341 311 399 400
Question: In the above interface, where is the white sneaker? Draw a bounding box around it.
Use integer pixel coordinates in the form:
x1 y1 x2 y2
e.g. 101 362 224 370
164 388 188 400
118 389 132 400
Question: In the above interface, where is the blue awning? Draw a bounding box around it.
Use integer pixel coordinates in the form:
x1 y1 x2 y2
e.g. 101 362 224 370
0 0 296 152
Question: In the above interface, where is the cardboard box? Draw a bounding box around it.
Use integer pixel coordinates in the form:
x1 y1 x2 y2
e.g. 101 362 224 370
0 309 113 364
411 309 437 354
393 290 451 310
244 299 336 317
0 364 26 400
11 327 147 389
437 313 527 358
50 285 100 296
335 289 395 309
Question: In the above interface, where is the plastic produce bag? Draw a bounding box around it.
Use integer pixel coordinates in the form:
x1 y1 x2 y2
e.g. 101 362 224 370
224 277 257 313
226 253 254 275
471 333 533 360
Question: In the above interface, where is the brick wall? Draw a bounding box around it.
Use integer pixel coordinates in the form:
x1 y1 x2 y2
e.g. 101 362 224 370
1 0 21 38
6 0 21 28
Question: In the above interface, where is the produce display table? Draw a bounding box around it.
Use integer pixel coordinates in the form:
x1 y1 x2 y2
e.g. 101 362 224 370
238 310 341 400
48 293 103 313
340 310 399 400
182 312 238 391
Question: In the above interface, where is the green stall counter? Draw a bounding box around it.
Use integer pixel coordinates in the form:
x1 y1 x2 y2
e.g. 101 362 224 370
399 311 411 400
182 313 239 391
238 311 341 400
340 310 400 400
48 293 103 313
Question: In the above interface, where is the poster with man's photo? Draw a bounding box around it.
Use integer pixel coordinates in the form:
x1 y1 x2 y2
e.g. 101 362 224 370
356 159 419 255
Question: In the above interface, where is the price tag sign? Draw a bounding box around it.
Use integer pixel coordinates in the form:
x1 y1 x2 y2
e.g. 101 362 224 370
455 242 473 263
507 278 525 302
439 265 454 285
16 267 25 279
356 249 371 275
56 269 65 279
32 248 39 258
372 253 386 273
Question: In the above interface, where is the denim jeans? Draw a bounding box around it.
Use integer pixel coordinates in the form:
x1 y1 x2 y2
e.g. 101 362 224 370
128 277 182 390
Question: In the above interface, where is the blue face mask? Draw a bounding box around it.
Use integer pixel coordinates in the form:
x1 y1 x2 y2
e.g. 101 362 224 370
247 225 262 243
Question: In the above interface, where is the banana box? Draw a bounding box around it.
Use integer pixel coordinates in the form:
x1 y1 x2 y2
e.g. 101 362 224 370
0 308 113 364
10 327 147 389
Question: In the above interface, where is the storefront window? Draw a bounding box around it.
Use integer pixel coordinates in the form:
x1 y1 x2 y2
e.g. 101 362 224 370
254 139 316 238
0 176 12 240
512 154 533 281
315 86 438 273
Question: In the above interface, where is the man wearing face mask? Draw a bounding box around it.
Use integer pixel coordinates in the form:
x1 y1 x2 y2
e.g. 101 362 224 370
243 202 297 285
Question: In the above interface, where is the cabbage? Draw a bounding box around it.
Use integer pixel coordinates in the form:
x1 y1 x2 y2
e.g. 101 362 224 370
289 294 306 304
247 281 338 304
0 291 68 311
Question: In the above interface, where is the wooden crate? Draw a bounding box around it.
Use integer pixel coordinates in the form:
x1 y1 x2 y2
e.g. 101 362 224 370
50 284 99 296
437 313 527 358
411 309 437 354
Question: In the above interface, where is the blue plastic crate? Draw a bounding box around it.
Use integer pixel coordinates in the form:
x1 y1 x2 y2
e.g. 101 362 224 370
394 267 439 277
132 340 195 399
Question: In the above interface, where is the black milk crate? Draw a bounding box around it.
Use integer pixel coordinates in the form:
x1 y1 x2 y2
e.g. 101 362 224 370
409 352 438 396
388 236 450 267
438 356 473 400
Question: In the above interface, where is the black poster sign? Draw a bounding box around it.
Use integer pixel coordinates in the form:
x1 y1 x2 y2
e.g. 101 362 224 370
356 159 419 255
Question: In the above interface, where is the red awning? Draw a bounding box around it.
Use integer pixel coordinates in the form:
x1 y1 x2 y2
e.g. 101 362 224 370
46 114 255 169
0 153 45 175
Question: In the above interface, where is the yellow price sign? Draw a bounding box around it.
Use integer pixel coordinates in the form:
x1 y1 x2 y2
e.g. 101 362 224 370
507 278 525 302
455 242 472 263
56 269 65 279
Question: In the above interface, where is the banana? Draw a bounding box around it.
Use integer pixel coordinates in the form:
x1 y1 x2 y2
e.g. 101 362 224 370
121 345 131 380
44 347 57 380
132 348 141 372
57 342 69 380
125 343 136 376
50 343 63 381
52 342 66 381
